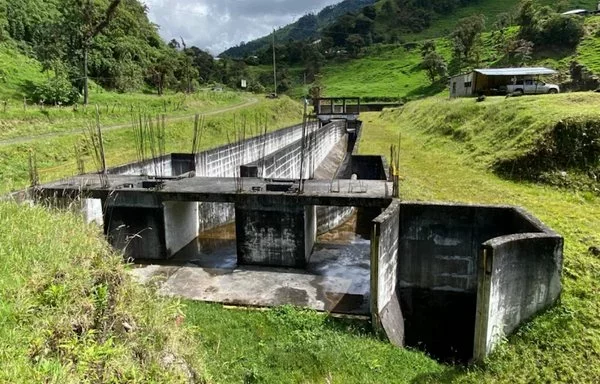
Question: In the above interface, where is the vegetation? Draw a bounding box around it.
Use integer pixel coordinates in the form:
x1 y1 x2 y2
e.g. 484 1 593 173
0 0 260 103
385 93 600 191
185 305 441 383
0 201 207 382
0 96 303 193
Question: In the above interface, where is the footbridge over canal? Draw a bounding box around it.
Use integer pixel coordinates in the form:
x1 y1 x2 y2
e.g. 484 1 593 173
35 117 563 363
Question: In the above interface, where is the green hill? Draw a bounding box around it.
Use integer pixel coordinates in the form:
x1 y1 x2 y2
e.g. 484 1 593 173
311 14 600 100
219 0 378 58
381 93 600 190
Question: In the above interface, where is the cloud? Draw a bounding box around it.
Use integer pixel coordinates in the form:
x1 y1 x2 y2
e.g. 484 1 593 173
143 0 339 55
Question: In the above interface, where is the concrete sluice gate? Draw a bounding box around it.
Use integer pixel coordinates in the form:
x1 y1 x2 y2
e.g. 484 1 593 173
36 120 563 363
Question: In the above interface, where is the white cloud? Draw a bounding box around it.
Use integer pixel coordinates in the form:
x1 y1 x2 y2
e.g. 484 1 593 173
142 0 339 55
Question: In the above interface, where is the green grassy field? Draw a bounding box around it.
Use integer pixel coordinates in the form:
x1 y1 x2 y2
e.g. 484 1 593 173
389 92 600 190
0 44 248 141
318 40 453 100
356 103 600 383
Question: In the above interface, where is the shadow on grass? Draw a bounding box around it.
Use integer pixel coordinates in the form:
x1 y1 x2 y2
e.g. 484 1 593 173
410 366 467 383
405 81 447 100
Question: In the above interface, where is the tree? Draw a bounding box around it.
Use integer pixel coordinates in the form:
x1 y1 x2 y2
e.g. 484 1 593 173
513 39 534 66
420 40 436 58
421 51 447 83
451 15 485 68
345 34 364 58
52 0 123 104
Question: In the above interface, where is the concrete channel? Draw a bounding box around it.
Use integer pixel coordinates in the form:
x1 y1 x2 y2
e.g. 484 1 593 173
35 111 563 363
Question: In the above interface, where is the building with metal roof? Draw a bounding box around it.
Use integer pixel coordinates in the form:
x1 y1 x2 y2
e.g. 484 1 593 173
450 67 559 98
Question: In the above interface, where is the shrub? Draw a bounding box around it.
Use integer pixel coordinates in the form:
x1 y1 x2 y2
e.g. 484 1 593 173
32 75 80 105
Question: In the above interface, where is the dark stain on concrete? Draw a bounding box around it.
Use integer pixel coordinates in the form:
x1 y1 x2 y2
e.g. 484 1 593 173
274 287 309 306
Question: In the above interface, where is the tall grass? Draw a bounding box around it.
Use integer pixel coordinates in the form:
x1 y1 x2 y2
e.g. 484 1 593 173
0 201 207 382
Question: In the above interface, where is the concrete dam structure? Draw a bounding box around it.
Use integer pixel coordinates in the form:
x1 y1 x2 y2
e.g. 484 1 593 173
36 117 563 363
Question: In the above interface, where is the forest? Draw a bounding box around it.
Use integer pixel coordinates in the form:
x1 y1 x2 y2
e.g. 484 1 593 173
0 0 242 104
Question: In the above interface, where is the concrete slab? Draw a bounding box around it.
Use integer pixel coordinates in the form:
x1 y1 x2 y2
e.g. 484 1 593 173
130 224 371 314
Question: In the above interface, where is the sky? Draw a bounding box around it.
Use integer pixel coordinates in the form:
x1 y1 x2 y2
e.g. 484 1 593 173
143 0 340 56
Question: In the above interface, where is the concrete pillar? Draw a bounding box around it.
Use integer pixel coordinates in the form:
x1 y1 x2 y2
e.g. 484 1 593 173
163 201 199 257
235 195 316 268
103 194 198 260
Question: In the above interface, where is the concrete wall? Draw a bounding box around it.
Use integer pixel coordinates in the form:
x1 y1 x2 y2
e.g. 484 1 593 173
196 122 317 178
336 155 389 181
394 202 562 362
235 195 316 268
104 195 200 260
163 201 199 257
473 220 563 361
241 121 346 179
198 202 235 232
370 200 403 346
398 203 538 293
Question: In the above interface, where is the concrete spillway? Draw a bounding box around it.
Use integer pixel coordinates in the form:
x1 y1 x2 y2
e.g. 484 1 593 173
36 119 563 363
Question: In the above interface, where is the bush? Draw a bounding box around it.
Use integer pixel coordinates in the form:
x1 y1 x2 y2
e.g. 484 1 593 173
32 75 80 105
537 14 584 48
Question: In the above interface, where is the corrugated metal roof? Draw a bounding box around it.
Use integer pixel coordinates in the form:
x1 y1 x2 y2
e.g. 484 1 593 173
562 9 588 15
474 67 558 76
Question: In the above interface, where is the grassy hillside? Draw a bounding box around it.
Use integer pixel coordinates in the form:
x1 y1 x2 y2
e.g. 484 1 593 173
353 99 600 382
384 93 600 191
0 201 206 382
383 0 598 42
0 96 303 193
0 44 48 101
312 14 600 100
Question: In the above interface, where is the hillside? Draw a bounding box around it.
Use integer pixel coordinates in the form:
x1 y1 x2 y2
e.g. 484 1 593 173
219 0 377 58
222 0 598 59
353 96 600 382
382 93 600 191
306 13 600 100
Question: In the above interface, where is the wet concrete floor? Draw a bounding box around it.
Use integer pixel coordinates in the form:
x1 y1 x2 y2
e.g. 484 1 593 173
131 214 372 314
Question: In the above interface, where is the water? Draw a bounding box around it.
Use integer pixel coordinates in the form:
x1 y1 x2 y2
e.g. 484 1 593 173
139 212 372 314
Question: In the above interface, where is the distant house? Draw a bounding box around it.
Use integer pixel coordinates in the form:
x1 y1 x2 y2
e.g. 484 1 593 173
449 67 558 98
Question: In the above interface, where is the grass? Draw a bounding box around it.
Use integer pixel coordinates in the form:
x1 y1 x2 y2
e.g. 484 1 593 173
0 96 303 193
356 103 600 382
317 40 453 100
184 305 442 383
0 43 247 141
0 201 207 382
389 93 600 182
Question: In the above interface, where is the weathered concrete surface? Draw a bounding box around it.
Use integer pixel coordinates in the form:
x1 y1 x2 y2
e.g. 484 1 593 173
235 196 316 268
163 201 199 257
474 220 563 361
104 200 199 260
370 200 403 347
336 155 390 181
131 223 371 314
105 205 165 259
40 176 394 208
395 202 563 362
241 121 346 180
196 122 316 178
133 265 367 314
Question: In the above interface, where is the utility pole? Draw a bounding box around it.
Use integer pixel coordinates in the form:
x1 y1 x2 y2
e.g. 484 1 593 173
272 28 277 96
